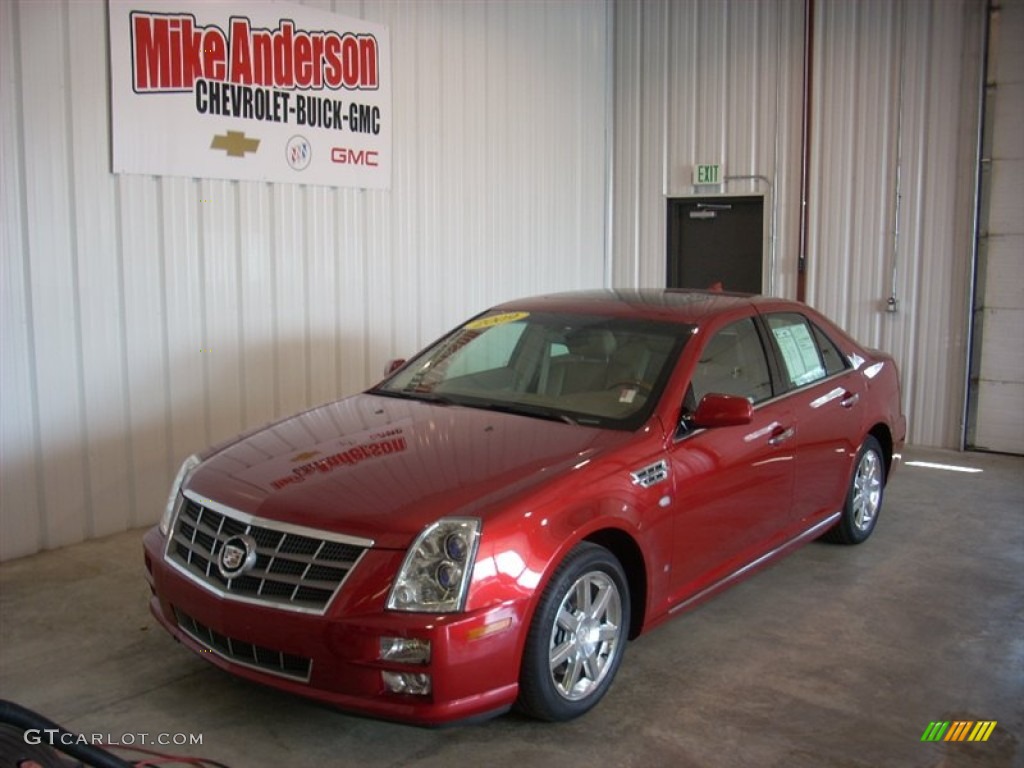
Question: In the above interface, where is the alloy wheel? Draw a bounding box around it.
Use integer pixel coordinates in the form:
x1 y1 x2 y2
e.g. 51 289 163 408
852 449 882 532
548 571 623 701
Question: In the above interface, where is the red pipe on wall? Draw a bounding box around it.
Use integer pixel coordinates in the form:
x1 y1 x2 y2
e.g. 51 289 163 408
797 0 814 302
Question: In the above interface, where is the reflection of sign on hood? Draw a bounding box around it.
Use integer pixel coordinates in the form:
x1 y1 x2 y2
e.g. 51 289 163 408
271 435 407 490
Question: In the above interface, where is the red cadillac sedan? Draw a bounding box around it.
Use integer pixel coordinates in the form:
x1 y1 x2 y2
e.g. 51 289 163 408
143 290 906 725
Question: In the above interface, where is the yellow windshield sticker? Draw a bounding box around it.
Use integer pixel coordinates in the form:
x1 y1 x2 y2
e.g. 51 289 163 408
464 311 530 330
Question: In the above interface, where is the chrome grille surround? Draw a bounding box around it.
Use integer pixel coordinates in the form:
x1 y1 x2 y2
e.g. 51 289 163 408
174 607 312 682
165 489 374 615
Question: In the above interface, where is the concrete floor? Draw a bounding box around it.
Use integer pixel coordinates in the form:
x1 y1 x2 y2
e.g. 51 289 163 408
1 447 1021 768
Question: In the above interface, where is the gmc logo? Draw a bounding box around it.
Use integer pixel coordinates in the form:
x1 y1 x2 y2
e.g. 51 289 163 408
331 148 379 167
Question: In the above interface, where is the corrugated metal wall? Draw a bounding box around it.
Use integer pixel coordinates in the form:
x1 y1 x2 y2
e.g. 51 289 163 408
612 0 984 449
808 0 983 450
612 0 805 294
1 0 999 560
0 0 611 561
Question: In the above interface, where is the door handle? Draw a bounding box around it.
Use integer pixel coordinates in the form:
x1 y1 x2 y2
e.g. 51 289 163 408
840 392 860 409
768 426 795 446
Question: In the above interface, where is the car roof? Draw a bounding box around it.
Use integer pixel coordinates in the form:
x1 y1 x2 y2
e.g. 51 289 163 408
491 289 779 324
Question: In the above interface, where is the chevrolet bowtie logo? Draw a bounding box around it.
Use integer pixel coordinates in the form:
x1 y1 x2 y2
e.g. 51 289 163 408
210 130 260 158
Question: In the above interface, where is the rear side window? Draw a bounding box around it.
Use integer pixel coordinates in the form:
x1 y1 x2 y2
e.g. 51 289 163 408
811 324 849 376
766 313 845 389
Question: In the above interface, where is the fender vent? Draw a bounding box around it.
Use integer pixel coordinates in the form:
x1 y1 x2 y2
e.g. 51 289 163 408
630 460 669 488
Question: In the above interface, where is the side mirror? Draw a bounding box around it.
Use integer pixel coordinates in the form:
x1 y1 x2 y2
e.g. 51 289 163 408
383 358 406 376
692 393 753 428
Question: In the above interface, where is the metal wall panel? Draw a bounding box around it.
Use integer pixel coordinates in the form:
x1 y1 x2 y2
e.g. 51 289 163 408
0 0 610 560
0 0 42 553
612 0 984 450
809 0 983 449
970 0 1024 453
613 0 806 295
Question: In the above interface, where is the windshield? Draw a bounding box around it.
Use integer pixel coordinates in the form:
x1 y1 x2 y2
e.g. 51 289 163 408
373 310 693 430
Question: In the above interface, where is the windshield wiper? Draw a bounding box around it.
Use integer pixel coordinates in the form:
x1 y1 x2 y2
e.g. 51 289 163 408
372 390 578 425
370 389 460 406
475 402 578 426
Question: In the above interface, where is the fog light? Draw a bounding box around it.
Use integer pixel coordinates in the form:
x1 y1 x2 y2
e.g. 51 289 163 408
382 671 432 695
379 636 431 664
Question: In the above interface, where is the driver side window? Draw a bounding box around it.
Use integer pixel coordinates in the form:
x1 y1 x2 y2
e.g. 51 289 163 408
690 318 773 406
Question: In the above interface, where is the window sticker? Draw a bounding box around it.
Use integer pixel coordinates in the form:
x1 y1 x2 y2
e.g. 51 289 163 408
464 311 530 330
772 323 825 387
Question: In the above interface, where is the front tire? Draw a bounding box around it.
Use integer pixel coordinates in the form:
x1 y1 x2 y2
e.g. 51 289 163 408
517 543 630 721
823 435 886 545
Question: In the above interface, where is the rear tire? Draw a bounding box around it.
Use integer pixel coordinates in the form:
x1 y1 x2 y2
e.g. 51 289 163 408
822 435 886 545
517 543 630 721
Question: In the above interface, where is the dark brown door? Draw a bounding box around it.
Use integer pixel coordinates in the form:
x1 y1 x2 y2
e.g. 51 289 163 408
667 196 764 294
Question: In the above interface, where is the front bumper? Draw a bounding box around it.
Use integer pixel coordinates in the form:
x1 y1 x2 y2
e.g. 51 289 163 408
142 528 526 725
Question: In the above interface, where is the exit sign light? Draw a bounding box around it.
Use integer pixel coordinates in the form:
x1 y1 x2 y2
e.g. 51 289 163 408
694 164 722 185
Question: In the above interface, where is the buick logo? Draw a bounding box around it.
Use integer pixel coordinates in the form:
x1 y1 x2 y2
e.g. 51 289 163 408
286 135 311 171
218 534 257 580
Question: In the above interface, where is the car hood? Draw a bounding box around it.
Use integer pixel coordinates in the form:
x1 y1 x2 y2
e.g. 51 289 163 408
185 394 633 548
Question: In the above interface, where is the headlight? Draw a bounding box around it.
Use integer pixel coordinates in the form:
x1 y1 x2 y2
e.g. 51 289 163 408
160 454 201 536
387 518 481 612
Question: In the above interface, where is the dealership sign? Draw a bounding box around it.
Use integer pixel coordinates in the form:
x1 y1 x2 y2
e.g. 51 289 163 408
109 1 391 189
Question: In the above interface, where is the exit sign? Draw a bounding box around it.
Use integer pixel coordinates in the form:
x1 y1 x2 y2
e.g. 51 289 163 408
694 164 722 185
